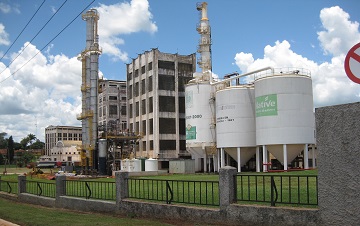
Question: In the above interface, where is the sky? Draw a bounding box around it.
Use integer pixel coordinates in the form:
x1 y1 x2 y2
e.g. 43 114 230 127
0 0 360 142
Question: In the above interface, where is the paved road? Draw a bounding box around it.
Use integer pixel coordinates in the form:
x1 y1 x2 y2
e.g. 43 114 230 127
0 218 19 226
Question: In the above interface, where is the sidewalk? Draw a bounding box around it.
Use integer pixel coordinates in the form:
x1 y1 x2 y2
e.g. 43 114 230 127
0 219 19 226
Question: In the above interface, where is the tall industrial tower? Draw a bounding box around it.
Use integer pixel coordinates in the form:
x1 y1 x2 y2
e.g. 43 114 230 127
77 9 102 172
196 2 212 73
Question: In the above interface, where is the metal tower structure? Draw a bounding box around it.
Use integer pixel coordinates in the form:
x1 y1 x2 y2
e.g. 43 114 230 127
77 9 102 173
196 2 212 73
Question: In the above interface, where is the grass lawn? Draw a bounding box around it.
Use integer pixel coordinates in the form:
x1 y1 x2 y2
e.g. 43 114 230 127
0 197 190 226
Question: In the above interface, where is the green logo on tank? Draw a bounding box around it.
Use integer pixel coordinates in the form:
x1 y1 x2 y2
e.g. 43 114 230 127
255 94 278 117
186 126 196 140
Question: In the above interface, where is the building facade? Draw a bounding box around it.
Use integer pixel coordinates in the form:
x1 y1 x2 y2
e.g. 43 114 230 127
127 48 196 160
44 126 82 156
98 80 127 133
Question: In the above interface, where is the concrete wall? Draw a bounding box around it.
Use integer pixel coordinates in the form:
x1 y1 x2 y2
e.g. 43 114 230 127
316 102 360 225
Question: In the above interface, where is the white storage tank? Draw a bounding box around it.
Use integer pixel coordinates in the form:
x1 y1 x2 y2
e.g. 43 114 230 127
216 86 256 167
254 69 315 166
185 75 216 171
145 158 158 171
121 159 129 171
132 159 141 172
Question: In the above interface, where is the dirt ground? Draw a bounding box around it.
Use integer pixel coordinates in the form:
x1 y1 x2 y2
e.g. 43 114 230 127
1 165 59 176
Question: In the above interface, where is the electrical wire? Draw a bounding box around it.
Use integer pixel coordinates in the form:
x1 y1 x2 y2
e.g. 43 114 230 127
0 1 46 62
0 0 95 84
0 0 68 76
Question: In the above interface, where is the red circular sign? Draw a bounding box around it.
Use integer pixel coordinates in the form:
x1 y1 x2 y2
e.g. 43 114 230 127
344 42 360 84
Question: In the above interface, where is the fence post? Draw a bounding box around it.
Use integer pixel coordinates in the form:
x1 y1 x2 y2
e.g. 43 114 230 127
219 166 237 211
18 175 26 193
270 176 275 206
55 175 66 201
115 171 129 206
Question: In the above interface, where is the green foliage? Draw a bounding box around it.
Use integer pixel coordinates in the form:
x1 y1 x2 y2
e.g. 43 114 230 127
29 139 45 149
0 153 3 164
0 132 7 148
20 133 37 150
16 151 35 167
8 136 14 162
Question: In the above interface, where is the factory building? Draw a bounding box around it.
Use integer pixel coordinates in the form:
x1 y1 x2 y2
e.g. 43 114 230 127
44 125 82 156
126 48 196 163
185 2 316 173
98 79 127 133
41 126 83 165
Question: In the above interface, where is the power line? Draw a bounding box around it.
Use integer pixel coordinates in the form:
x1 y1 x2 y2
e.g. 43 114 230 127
0 0 95 85
0 0 68 76
0 0 46 62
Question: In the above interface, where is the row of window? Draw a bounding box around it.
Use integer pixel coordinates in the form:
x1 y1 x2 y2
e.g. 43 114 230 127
127 75 192 99
129 118 185 136
46 133 82 138
128 96 185 118
99 105 127 117
51 152 80 155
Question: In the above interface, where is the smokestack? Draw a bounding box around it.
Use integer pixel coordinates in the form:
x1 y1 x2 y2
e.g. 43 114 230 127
196 2 212 73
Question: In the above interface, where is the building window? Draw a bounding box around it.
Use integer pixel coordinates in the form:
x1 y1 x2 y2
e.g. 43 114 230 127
109 105 118 116
142 99 146 115
141 79 146 95
159 96 175 112
121 106 126 116
149 97 153 113
148 76 152 92
148 62 152 71
109 96 117 100
141 65 145 74
158 74 175 91
136 102 139 117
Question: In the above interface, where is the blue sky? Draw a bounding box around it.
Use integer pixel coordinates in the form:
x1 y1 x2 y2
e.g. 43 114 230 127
0 0 360 142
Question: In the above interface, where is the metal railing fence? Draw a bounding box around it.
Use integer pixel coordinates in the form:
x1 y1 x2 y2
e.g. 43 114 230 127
235 174 318 206
64 180 116 200
26 180 56 198
126 178 219 206
0 179 18 194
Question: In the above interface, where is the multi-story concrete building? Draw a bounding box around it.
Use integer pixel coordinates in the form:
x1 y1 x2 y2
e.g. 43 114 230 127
127 48 196 162
44 126 82 156
98 80 127 132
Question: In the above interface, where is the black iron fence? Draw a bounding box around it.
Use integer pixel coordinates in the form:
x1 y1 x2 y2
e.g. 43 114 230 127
64 180 116 200
0 179 18 194
235 174 318 206
26 181 56 198
126 178 219 206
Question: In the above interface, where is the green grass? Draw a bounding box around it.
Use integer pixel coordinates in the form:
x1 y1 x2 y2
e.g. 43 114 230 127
0 197 177 226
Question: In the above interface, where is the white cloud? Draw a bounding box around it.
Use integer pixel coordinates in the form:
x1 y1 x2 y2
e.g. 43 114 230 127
0 23 10 46
233 6 360 108
0 2 20 14
0 42 81 142
318 6 360 56
95 0 157 62
0 2 11 13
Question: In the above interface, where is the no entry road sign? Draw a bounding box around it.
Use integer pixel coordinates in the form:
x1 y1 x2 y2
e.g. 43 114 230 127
345 42 360 84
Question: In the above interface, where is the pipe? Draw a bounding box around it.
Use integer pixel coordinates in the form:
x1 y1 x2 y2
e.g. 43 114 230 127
211 67 274 86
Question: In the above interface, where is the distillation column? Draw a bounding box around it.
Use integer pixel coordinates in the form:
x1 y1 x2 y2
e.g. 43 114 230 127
196 2 212 73
78 9 101 173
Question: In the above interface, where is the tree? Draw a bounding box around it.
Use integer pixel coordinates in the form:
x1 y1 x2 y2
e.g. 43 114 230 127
0 132 7 148
29 139 45 149
20 134 37 150
0 153 3 165
8 136 14 162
